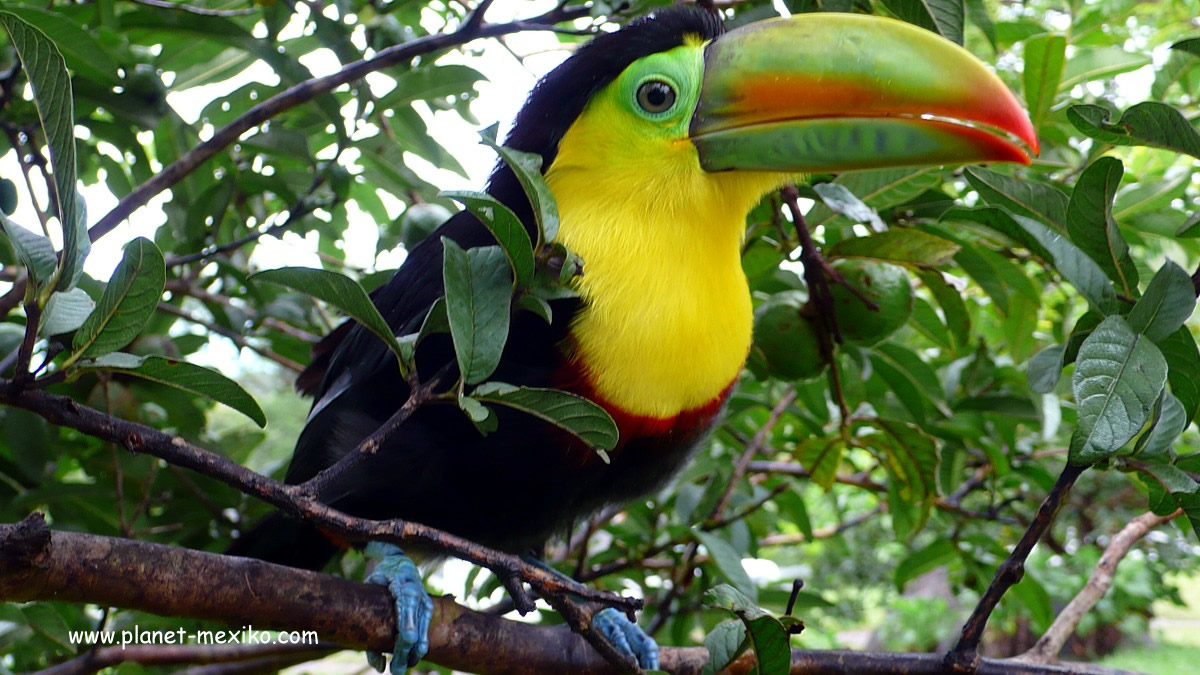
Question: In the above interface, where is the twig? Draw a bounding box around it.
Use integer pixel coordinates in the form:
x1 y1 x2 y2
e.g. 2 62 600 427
0 516 1127 675
1017 508 1183 664
12 300 39 386
758 506 882 547
126 0 258 16
86 3 593 243
945 462 1088 672
714 387 797 516
156 303 305 372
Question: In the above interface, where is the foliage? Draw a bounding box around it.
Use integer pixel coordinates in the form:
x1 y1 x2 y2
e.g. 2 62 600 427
1 0 1199 672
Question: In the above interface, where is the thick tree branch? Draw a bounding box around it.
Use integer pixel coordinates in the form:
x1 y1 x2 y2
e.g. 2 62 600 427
86 3 593 243
1018 508 1183 664
0 517 1133 675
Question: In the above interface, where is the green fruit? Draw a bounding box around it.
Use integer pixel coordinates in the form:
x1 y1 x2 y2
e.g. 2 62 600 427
0 178 16 216
399 203 451 248
829 258 913 346
753 297 827 381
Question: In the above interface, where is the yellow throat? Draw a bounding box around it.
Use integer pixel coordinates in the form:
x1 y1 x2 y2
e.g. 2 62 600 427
544 52 785 419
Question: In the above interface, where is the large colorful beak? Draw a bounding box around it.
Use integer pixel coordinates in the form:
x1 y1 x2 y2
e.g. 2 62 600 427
690 14 1038 172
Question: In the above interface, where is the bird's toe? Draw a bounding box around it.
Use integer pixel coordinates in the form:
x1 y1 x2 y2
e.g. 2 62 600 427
365 543 433 675
593 607 659 671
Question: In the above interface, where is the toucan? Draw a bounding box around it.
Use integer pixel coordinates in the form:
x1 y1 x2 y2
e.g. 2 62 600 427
229 6 1036 672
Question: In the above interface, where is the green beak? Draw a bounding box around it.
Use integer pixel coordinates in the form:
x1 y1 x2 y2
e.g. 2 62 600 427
690 14 1038 172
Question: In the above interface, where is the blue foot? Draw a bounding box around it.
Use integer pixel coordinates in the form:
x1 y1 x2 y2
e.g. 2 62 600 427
593 607 659 670
364 542 433 675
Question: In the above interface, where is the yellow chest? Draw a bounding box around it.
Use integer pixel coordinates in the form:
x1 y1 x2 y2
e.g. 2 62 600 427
545 176 754 420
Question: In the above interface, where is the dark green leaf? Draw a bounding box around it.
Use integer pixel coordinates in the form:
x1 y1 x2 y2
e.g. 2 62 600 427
1173 37 1200 57
2 7 121 86
1135 461 1199 495
1023 33 1066 130
964 167 1069 229
828 229 959 267
1161 327 1200 426
880 0 964 44
75 353 266 427
805 167 940 229
442 241 513 385
1071 316 1168 464
377 64 485 109
1012 215 1117 312
441 191 535 288
1012 572 1054 633
1127 261 1195 343
743 614 792 675
794 437 846 490
875 418 938 504
71 237 164 359
964 0 996 50
917 270 970 351
1066 157 1138 296
252 266 409 377
1134 392 1186 460
701 620 747 675
702 585 765 618
940 206 1053 260
1067 103 1200 159
472 382 618 452
694 531 757 601
895 538 957 591
0 11 85 291
1028 344 1066 394
481 137 560 245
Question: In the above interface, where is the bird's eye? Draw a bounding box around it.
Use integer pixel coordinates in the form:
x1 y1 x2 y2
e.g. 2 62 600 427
636 80 676 114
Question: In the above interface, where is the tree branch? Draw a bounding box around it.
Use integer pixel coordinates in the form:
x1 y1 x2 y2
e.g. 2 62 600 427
1017 508 1183 664
0 516 1133 675
945 462 1088 671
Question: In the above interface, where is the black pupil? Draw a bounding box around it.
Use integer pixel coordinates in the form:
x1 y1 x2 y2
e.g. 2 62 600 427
638 81 675 113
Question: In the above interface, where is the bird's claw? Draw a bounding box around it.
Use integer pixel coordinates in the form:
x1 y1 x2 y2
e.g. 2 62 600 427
593 607 659 671
365 542 433 675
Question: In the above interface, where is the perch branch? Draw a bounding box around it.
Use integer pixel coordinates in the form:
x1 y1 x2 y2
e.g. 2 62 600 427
0 516 1134 675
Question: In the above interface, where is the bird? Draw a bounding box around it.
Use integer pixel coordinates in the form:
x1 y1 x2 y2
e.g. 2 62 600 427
229 6 1036 673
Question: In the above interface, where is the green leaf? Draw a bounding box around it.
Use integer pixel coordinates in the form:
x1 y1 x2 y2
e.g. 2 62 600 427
940 206 1053 260
1060 47 1151 90
1127 261 1195 343
910 297 953 351
828 229 959 267
1173 37 1200 58
880 0 964 44
963 167 1069 230
964 0 996 50
1 7 121 86
252 266 409 378
1071 316 1169 465
1134 392 1186 460
1028 344 1066 394
702 585 766 618
0 213 57 285
377 64 485 109
742 614 792 675
21 603 73 654
1067 103 1200 160
1012 215 1117 312
442 240 513 386
1012 572 1054 633
1022 33 1066 130
1135 461 1199 495
701 620 748 675
441 191 535 289
875 418 939 504
0 11 85 291
41 288 95 336
694 530 757 602
916 270 970 350
1161 327 1200 426
1066 158 1138 296
895 538 958 591
812 183 883 230
75 353 266 427
1152 49 1199 100
71 237 165 359
481 136 560 245
794 437 846 490
804 167 940 229
472 382 618 452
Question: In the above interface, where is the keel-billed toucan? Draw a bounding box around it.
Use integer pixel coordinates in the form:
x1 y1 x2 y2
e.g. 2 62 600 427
230 6 1036 672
